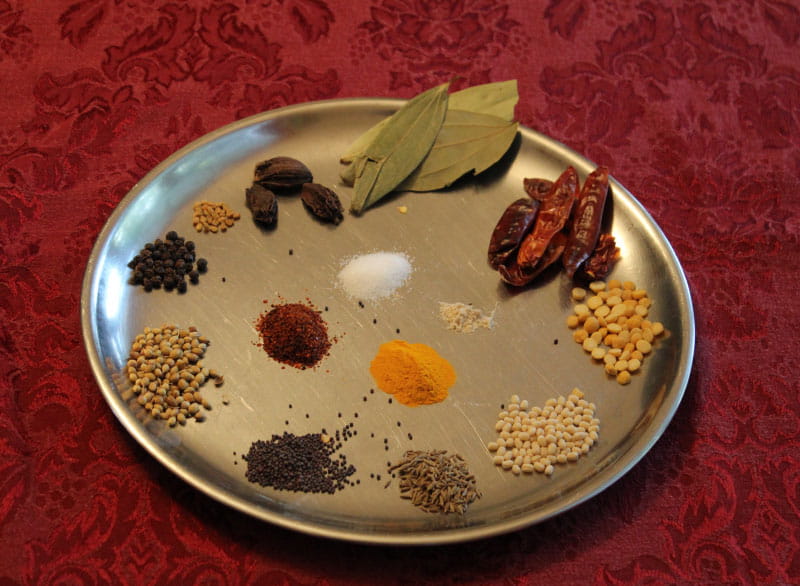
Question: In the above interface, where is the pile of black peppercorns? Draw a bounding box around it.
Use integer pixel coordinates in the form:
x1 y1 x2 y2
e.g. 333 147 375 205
127 231 208 293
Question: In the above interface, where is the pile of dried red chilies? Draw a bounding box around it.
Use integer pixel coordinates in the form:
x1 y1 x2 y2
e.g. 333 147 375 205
487 166 619 286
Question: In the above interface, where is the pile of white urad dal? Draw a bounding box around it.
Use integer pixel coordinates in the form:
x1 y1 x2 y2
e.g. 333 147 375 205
488 389 599 476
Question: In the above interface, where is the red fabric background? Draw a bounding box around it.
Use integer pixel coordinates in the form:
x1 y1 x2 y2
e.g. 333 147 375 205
2 0 799 583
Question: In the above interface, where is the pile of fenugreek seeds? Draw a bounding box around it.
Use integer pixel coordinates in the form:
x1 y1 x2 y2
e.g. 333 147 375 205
192 200 241 233
124 325 223 426
567 279 665 385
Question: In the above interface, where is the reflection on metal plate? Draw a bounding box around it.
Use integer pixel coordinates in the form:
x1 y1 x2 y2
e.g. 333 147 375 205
81 99 695 545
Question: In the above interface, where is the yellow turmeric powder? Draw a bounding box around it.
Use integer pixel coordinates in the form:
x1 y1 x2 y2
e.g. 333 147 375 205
369 340 456 407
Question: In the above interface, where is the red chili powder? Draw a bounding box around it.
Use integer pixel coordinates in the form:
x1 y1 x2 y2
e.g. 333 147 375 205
256 302 332 369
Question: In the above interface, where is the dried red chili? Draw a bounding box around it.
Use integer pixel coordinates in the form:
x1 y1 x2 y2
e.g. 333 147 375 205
516 166 578 269
256 302 332 369
499 232 567 286
523 177 553 201
487 198 540 269
562 166 609 278
580 233 620 280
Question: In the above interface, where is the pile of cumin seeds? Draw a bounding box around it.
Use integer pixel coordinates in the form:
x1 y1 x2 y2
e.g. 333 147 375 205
388 449 481 514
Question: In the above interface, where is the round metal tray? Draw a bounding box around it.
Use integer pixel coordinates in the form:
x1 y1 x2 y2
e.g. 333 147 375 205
81 98 695 545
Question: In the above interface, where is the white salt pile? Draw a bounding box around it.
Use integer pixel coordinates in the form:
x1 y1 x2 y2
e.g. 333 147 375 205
337 251 412 300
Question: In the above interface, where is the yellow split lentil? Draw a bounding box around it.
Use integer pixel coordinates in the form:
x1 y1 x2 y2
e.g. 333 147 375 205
566 279 665 385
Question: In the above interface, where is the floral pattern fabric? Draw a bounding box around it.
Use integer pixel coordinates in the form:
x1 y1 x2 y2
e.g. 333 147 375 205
1 0 799 583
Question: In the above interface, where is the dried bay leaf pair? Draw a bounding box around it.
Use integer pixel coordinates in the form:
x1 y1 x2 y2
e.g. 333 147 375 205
341 80 519 214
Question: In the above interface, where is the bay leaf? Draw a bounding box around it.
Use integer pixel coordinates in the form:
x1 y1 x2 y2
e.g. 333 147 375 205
349 82 449 214
340 79 517 179
397 109 519 192
447 79 518 121
340 117 390 166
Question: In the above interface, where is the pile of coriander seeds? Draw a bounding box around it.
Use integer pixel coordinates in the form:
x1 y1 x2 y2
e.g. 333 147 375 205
123 325 223 426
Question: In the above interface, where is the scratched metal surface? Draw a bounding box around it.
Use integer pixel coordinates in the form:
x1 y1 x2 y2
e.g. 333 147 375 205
81 99 695 545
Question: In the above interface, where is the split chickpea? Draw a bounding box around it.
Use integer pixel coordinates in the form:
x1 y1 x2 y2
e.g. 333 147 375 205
568 279 665 385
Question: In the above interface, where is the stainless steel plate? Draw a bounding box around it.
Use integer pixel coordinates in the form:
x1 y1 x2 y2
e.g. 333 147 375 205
82 99 695 545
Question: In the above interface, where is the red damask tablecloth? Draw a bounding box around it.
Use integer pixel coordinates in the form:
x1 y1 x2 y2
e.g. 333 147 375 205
2 0 799 584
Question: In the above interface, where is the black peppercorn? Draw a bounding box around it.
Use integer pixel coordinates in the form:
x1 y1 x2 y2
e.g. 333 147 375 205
128 231 204 292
